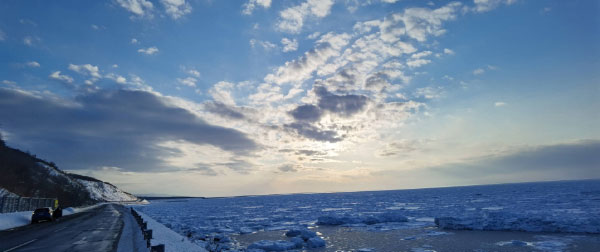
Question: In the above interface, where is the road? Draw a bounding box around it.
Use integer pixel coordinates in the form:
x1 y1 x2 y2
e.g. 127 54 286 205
0 204 126 252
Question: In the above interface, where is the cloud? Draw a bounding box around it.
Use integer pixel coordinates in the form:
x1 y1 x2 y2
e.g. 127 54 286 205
473 68 485 75
414 86 443 99
131 38 139 44
494 101 506 107
443 48 455 55
242 0 271 15
23 36 40 46
281 38 299 52
105 73 128 84
315 86 368 117
0 88 258 172
277 0 335 33
249 39 277 51
188 165 219 176
68 64 101 78
0 29 5 41
430 140 600 179
203 102 246 120
265 33 351 85
278 164 298 172
26 61 40 67
285 122 342 142
161 0 192 19
406 58 431 68
177 77 197 87
2 80 16 85
116 0 154 17
472 0 517 13
209 81 236 106
187 69 200 77
289 104 322 122
49 71 74 84
138 46 159 55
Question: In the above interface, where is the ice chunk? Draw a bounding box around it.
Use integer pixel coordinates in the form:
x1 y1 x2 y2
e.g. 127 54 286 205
285 228 317 240
306 237 326 248
248 240 299 251
290 237 304 247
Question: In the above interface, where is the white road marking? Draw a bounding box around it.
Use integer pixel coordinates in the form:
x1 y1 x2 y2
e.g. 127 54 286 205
54 227 67 232
3 239 37 252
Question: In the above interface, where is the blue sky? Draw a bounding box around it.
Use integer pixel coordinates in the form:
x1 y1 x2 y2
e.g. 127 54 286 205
1 0 598 196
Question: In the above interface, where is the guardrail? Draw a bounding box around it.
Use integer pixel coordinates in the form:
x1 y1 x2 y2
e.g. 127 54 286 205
0 196 56 213
130 208 165 252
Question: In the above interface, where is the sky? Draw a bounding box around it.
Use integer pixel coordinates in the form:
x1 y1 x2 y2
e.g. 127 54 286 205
0 0 598 197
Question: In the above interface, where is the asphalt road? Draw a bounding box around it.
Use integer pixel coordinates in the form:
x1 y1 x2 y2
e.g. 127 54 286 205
0 204 125 252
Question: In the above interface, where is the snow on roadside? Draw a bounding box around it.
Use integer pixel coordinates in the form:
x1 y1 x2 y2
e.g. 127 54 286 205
0 203 105 231
135 209 208 252
0 211 32 230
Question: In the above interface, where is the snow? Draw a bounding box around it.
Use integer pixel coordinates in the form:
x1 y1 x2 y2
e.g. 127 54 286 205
76 179 138 202
134 180 600 251
135 210 208 252
0 203 104 231
0 187 18 197
0 211 32 230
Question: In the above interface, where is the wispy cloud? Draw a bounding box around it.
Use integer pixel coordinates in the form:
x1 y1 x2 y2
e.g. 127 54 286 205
161 0 192 19
277 0 335 33
138 46 159 55
281 38 298 52
242 0 271 15
26 61 40 67
49 71 74 84
116 0 154 18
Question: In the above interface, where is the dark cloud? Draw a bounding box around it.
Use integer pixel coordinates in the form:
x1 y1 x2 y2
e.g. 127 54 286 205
365 72 390 92
315 86 368 117
431 140 600 179
0 88 258 172
285 122 342 143
285 86 368 142
278 164 298 173
289 104 322 122
204 101 246 120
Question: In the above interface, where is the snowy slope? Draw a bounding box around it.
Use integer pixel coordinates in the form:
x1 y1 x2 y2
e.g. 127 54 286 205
38 162 137 202
76 179 138 202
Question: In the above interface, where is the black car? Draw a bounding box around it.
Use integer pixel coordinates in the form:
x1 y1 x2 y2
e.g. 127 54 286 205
31 208 54 224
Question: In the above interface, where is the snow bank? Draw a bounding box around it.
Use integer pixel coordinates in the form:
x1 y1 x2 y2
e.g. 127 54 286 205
135 210 208 252
317 211 408 226
0 203 105 231
0 211 32 230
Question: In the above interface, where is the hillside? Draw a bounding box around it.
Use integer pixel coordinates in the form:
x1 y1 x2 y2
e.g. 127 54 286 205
69 173 138 202
0 136 137 206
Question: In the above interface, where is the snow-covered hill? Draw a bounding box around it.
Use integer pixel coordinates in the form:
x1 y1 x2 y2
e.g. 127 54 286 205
76 179 138 202
1 141 137 205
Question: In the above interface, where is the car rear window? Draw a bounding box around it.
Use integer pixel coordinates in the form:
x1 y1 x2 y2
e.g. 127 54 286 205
34 208 50 213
